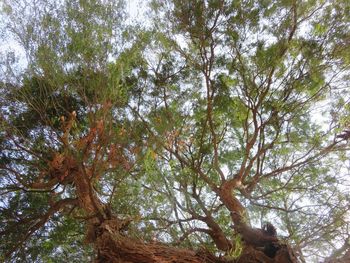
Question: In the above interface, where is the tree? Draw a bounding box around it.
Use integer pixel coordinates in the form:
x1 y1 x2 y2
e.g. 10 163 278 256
0 0 350 262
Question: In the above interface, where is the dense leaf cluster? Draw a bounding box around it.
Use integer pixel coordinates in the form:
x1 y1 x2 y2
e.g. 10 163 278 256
0 0 349 262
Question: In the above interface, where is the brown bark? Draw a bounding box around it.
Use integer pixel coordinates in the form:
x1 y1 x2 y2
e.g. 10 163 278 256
218 181 246 218
89 218 299 263
48 151 299 263
95 223 218 263
234 244 298 263
74 173 299 262
233 221 278 247
83 215 298 263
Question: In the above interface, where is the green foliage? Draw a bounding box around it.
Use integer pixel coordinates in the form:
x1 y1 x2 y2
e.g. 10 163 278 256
226 234 243 260
1 0 350 262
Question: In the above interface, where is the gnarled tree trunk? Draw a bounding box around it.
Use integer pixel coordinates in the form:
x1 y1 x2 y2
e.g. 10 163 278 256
88 217 298 263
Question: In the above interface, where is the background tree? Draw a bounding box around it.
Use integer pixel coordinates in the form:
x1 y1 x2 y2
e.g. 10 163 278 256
0 0 350 262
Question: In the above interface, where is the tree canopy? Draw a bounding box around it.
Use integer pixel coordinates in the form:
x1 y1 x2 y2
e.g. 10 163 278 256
0 0 350 262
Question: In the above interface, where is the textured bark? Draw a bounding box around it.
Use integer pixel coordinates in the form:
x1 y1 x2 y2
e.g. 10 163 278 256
77 179 299 262
93 219 227 263
64 154 299 263
86 217 299 263
218 180 246 218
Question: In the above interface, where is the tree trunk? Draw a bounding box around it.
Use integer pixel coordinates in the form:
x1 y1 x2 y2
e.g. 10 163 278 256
68 159 298 263
87 217 299 263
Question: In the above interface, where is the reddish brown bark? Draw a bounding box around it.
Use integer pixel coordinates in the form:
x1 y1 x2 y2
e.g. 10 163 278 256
43 145 299 263
75 170 298 262
95 225 216 263
89 218 297 263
